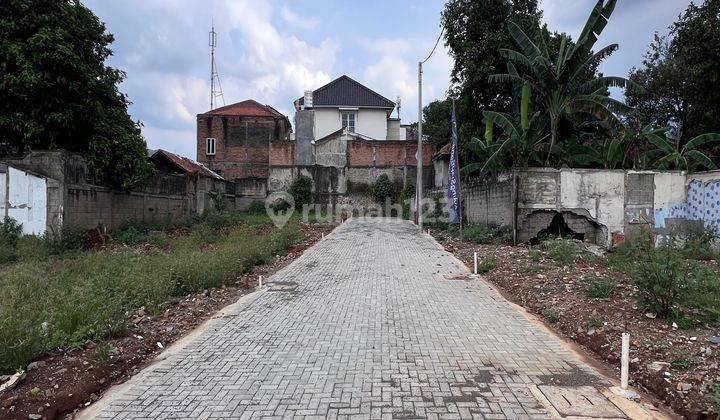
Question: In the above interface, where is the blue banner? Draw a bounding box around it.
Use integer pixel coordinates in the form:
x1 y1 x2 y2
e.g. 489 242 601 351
447 101 461 224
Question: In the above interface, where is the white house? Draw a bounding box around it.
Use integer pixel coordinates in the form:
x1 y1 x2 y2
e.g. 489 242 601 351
294 75 406 142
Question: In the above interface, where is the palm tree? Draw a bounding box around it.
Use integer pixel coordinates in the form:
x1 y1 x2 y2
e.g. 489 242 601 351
642 130 720 171
461 83 547 176
489 0 636 164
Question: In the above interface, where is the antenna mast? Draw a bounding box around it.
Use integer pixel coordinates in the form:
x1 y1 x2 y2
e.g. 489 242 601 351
209 23 225 110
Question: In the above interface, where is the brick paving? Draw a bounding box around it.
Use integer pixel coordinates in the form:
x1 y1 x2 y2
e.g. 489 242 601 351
91 218 614 419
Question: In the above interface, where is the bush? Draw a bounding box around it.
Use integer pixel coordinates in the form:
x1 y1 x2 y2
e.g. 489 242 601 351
288 175 313 210
542 308 560 323
463 223 496 244
586 277 617 299
399 184 415 220
477 257 497 274
631 238 694 317
0 216 23 245
679 223 717 261
546 238 581 267
684 266 720 323
247 200 266 215
371 174 394 204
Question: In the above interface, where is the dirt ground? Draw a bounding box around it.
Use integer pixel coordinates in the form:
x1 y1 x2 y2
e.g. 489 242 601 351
432 230 720 420
0 223 335 420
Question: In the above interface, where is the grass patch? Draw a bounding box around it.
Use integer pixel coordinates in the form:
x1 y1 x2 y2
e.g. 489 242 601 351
546 238 582 267
0 211 304 374
477 257 497 274
584 314 603 330
670 351 693 369
585 277 617 299
541 308 560 324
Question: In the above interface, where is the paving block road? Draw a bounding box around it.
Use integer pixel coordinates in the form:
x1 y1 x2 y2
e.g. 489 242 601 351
87 218 630 419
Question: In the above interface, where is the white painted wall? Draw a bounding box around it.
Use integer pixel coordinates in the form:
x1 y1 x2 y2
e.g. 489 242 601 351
357 109 388 140
4 167 47 235
559 170 625 246
312 107 389 140
652 172 687 209
313 108 341 140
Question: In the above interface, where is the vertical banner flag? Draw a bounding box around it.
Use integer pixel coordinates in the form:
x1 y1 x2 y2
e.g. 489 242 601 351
447 100 461 224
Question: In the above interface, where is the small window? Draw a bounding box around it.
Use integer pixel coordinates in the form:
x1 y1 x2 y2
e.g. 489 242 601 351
341 112 356 133
205 137 216 155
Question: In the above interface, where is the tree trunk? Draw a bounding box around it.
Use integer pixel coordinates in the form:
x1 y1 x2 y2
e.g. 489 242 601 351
546 117 558 166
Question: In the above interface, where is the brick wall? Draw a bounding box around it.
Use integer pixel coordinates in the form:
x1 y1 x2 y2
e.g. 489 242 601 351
269 141 295 167
345 140 434 167
197 115 289 180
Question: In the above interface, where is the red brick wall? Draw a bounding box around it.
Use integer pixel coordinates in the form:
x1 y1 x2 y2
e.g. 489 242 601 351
198 115 288 180
346 141 434 167
269 141 295 167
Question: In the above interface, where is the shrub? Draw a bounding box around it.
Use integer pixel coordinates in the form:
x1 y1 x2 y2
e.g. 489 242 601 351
683 266 720 323
0 216 23 245
112 227 151 245
670 351 693 369
208 189 226 213
463 223 496 244
371 174 394 204
541 308 560 323
0 246 18 265
631 238 694 317
477 257 497 274
586 277 617 299
247 200 266 215
288 175 313 210
399 184 415 220
679 223 717 261
547 238 581 267
584 314 603 330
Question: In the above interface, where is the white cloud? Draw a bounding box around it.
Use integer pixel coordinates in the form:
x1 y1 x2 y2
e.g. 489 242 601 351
280 6 319 31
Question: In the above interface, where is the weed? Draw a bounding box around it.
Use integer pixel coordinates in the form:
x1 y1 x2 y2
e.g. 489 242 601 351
477 257 497 274
546 238 581 267
29 387 40 400
95 342 112 364
584 314 603 330
247 200 266 215
711 383 720 414
523 264 544 275
288 175 313 210
541 308 560 324
528 247 542 263
0 216 23 245
463 223 496 244
586 277 617 299
670 351 693 369
672 314 694 330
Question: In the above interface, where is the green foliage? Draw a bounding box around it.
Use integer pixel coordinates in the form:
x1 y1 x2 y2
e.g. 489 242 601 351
247 200 266 215
546 238 582 267
586 277 617 299
288 175 313 210
584 314 603 330
463 223 497 244
541 307 560 323
0 217 23 245
441 0 542 158
370 174 394 204
0 0 151 189
478 257 497 274
208 189 226 213
0 214 304 374
490 0 635 165
627 0 720 146
711 383 720 414
399 184 415 220
670 351 693 369
630 238 694 317
642 130 720 171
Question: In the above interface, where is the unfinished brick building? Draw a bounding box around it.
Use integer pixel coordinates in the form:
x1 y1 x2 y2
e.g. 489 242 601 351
196 100 292 181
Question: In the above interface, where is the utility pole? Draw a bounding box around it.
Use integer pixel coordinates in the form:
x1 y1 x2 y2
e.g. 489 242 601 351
416 61 423 231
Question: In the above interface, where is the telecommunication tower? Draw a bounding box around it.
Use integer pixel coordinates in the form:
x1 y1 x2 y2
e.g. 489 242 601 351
209 24 225 110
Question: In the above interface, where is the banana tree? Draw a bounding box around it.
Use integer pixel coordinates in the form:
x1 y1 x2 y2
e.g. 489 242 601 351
569 124 668 169
489 0 637 165
642 131 720 171
461 83 547 176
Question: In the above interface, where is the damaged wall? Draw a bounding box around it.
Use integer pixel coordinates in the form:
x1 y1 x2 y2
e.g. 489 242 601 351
459 168 698 249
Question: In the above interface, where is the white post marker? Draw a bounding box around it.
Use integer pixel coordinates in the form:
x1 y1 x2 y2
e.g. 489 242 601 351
321 232 324 239
473 252 478 275
621 332 630 389
258 275 263 288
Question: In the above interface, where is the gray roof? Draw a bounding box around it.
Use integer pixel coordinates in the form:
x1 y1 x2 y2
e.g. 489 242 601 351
298 75 396 109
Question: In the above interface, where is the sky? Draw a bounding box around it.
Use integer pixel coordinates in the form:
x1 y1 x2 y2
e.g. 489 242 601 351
84 0 693 160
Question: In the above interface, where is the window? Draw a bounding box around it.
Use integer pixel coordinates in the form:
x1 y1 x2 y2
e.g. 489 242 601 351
341 112 356 133
205 137 216 155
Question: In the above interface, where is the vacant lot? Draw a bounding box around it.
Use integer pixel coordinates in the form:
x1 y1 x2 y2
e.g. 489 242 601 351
0 211 307 375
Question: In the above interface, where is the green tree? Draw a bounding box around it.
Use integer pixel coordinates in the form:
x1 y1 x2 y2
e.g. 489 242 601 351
0 0 151 189
461 83 546 175
627 0 720 146
288 175 313 209
489 0 635 164
441 0 542 155
642 130 720 172
421 99 452 145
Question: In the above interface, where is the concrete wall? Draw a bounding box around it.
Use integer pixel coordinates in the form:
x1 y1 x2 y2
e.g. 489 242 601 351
455 168 704 248
313 108 341 140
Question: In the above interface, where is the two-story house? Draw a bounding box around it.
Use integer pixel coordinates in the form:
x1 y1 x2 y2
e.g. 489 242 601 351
294 75 406 144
